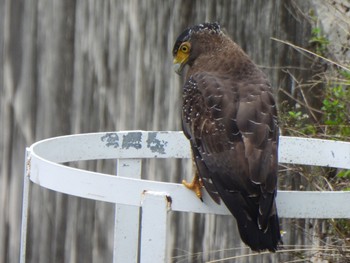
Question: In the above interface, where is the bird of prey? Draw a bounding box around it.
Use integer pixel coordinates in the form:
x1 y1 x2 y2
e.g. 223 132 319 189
172 22 281 252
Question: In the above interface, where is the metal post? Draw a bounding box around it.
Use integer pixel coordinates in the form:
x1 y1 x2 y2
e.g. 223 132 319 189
113 159 142 263
20 148 32 263
139 191 170 263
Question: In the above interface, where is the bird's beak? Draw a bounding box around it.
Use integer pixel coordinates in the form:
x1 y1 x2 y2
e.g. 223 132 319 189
173 53 189 75
173 61 184 75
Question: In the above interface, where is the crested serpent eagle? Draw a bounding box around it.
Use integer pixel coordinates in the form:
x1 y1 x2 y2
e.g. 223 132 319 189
172 22 282 252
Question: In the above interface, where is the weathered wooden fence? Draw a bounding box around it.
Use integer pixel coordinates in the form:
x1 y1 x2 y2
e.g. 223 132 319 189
21 131 350 263
2 1 349 262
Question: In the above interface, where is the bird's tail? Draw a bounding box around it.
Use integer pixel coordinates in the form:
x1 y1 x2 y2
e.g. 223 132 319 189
219 190 282 252
236 211 282 252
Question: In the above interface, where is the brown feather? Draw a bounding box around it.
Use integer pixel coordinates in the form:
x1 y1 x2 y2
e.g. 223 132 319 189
174 22 281 252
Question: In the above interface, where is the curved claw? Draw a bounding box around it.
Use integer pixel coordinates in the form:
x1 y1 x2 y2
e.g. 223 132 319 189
182 175 203 201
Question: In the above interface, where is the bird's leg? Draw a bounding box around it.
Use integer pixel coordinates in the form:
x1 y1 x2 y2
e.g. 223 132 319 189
182 164 204 201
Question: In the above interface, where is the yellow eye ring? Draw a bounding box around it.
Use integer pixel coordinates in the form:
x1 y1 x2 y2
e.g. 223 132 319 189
180 42 191 53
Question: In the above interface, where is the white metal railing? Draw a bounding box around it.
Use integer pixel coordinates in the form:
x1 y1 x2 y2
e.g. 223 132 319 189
20 131 350 263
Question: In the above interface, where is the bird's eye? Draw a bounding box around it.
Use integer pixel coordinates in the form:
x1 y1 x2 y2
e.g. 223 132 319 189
180 43 191 53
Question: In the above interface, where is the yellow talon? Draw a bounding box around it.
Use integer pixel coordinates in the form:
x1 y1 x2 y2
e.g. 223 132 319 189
182 173 203 201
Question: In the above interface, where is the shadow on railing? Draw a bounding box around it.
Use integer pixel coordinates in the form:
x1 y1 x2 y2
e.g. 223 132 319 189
20 131 350 263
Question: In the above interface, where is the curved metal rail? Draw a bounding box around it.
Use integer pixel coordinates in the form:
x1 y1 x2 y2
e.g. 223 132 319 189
21 131 350 263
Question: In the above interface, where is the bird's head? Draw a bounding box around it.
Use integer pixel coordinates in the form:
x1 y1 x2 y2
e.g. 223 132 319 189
172 22 222 74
